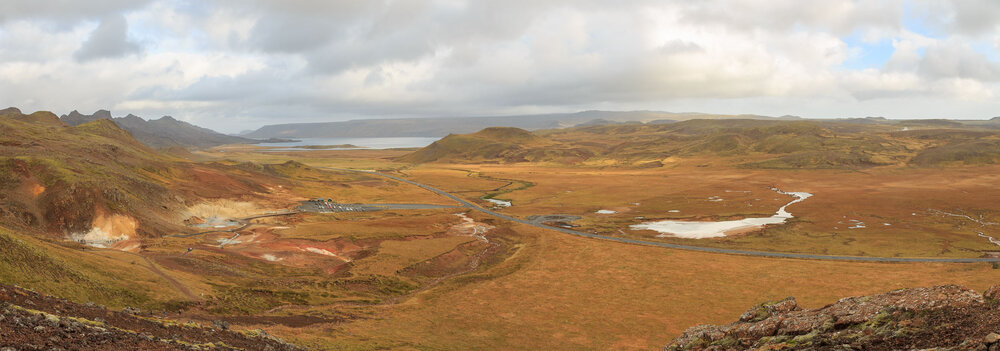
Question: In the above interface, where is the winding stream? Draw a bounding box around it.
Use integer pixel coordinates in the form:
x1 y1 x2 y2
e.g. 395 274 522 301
630 188 812 239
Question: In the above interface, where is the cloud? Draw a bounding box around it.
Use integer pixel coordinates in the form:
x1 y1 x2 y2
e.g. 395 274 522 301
1 0 1000 132
0 0 151 26
917 41 1000 81
943 0 1000 36
73 14 142 61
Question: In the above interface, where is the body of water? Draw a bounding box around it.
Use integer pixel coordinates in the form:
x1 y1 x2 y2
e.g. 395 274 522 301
258 137 440 150
630 188 812 239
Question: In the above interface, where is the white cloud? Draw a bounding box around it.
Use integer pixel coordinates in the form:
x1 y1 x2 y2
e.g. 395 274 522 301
0 0 999 132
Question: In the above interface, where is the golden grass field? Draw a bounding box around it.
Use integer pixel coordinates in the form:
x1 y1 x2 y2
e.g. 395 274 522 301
398 160 1000 258
274 223 1000 350
170 147 1000 349
7 139 1000 350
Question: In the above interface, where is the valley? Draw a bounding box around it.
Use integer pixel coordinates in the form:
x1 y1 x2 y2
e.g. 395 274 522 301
5 109 1000 349
7 4 1000 349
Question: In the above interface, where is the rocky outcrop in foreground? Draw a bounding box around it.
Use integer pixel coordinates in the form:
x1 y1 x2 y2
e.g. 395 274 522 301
0 284 301 350
668 285 1000 350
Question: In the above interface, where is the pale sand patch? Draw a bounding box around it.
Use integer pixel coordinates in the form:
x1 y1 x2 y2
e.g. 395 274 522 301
69 211 138 249
260 254 283 262
300 247 351 262
183 199 280 221
450 213 494 243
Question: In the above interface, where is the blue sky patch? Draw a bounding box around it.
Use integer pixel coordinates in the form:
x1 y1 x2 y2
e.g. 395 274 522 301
841 34 895 70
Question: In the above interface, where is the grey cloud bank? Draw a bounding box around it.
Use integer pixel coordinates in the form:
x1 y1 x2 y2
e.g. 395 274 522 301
1 0 999 133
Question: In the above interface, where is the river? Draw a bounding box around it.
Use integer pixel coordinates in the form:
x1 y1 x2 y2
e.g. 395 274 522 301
630 188 812 239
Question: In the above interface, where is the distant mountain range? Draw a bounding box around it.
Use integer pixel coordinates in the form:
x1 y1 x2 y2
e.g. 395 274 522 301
60 110 258 148
240 111 797 138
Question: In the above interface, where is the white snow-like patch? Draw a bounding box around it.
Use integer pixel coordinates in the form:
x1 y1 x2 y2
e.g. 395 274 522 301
451 213 492 243
668 210 681 213
217 233 241 246
630 188 812 239
301 247 351 262
68 213 137 249
596 210 617 214
70 228 129 248
260 254 283 262
484 198 511 207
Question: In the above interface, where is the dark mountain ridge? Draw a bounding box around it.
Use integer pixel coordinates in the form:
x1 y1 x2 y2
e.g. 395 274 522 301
59 109 256 149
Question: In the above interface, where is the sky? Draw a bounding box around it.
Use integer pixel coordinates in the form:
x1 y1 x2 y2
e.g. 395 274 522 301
1 0 999 133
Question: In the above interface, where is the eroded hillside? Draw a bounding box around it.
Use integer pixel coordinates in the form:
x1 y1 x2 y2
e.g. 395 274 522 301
0 108 295 247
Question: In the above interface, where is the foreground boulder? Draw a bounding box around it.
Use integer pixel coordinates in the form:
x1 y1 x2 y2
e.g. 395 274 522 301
667 285 1000 350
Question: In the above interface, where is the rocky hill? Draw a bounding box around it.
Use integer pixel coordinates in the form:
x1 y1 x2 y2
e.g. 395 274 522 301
60 109 255 149
0 108 288 245
666 285 1000 350
0 283 300 350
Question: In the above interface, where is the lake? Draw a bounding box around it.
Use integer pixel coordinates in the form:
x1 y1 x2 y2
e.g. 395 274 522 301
258 137 440 150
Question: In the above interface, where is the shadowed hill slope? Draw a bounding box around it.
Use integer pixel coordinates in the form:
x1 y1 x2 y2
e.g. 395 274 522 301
60 109 255 149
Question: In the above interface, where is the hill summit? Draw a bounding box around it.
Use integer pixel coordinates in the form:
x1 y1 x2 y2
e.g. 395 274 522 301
2 108 65 126
396 127 552 163
468 126 540 142
58 109 255 149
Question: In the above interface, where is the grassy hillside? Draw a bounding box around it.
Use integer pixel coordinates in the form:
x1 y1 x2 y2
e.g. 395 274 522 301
398 119 1000 169
910 139 1000 166
0 228 156 307
0 109 285 240
396 127 550 163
